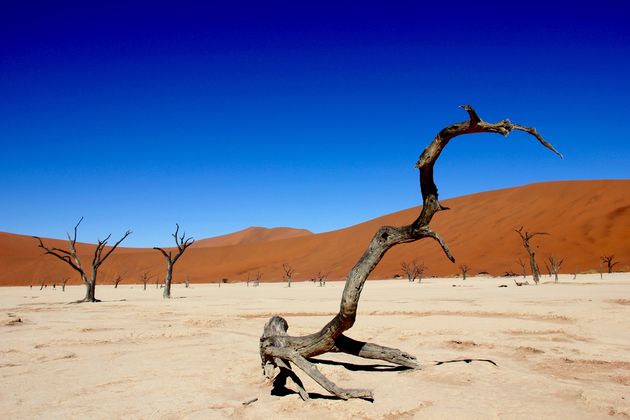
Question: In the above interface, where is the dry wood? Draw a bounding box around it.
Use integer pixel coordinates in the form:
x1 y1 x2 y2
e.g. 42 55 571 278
547 255 564 283
153 224 194 299
34 218 131 302
259 106 561 400
282 263 295 287
600 255 619 274
401 259 426 283
459 264 470 280
515 227 548 285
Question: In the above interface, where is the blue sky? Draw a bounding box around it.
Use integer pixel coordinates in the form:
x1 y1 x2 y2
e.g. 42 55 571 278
1 1 629 247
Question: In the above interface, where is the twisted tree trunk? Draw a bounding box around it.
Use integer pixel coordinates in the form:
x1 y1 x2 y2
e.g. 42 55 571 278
259 105 561 400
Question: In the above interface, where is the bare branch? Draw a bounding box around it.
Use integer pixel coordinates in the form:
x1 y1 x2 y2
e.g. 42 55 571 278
154 224 194 298
153 247 171 260
259 106 561 400
98 230 131 265
70 217 83 246
33 236 83 274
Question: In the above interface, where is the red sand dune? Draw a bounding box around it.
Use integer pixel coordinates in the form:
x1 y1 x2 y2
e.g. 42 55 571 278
1 180 628 286
192 226 313 248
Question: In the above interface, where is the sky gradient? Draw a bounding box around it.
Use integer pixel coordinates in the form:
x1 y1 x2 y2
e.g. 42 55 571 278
2 1 629 247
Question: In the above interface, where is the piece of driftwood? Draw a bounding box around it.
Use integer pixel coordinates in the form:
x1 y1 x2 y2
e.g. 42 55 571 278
259 106 561 400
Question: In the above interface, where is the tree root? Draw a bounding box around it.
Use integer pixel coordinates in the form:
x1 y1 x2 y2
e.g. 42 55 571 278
260 315 416 400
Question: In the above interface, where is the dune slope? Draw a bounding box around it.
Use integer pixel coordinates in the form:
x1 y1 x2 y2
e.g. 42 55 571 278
1 180 628 285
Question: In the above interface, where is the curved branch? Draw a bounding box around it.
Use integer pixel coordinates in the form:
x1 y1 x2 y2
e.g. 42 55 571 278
416 106 561 201
33 236 84 274
98 230 132 264
153 247 172 261
260 105 562 399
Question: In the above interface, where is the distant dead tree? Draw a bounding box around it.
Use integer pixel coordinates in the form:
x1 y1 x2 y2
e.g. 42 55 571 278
282 263 295 288
600 255 619 274
259 106 561 400
401 260 426 283
153 224 194 299
517 258 527 278
543 260 552 278
514 227 548 285
113 274 123 289
39 281 45 291
185 276 190 288
547 255 564 283
34 218 131 302
61 277 69 292
459 264 469 280
315 271 329 287
253 271 262 287
141 272 153 291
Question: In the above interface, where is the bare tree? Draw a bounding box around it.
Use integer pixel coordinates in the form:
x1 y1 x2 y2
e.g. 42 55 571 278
141 272 153 291
282 263 295 288
600 255 619 274
259 106 561 400
517 258 527 278
543 261 552 278
459 264 469 280
185 276 190 288
61 277 69 292
252 271 262 287
315 271 329 287
34 218 132 302
401 260 425 283
547 255 564 283
39 281 45 291
113 274 123 289
514 227 548 285
153 224 194 299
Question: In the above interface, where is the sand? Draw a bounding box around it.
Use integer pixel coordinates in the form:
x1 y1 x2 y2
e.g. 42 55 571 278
1 273 629 419
2 180 629 285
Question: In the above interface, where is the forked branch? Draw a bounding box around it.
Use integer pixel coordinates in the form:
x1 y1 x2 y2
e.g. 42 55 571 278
259 106 561 400
153 224 194 298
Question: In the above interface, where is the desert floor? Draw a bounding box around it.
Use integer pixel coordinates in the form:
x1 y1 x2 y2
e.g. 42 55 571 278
1 274 629 419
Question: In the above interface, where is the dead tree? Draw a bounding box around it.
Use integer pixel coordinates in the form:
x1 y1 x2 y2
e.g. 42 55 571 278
459 264 469 280
259 105 561 400
543 261 552 278
141 272 153 291
517 258 527 278
315 271 329 287
514 227 548 285
600 255 619 274
185 276 190 288
547 255 564 283
153 224 194 299
282 263 295 288
113 274 123 288
401 260 425 283
253 271 262 287
34 218 131 302
39 281 45 291
61 277 69 292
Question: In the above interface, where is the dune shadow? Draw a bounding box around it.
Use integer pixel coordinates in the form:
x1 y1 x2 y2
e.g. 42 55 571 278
434 358 498 366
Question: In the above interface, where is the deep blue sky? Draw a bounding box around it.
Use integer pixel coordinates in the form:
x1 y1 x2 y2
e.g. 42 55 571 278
2 1 629 247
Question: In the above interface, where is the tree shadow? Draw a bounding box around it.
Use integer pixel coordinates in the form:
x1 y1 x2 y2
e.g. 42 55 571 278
271 363 375 402
308 357 413 372
434 358 498 366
